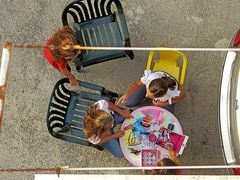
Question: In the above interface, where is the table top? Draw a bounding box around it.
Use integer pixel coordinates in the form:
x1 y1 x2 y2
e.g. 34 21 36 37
119 106 183 167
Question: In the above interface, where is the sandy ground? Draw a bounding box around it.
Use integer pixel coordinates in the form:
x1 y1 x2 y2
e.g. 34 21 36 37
0 0 240 179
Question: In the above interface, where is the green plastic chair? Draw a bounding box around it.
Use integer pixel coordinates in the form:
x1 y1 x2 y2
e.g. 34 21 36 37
46 78 119 150
62 0 134 72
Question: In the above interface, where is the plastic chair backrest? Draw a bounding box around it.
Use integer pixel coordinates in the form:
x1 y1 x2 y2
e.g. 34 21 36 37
62 0 134 71
146 50 188 88
46 78 118 150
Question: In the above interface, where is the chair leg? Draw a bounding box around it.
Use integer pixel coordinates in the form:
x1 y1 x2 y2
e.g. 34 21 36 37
110 13 116 22
74 58 82 72
102 89 119 103
125 40 134 60
127 50 134 60
102 89 119 98
91 144 104 151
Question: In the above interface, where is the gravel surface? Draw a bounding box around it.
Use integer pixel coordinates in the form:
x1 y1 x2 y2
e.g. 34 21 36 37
1 0 240 179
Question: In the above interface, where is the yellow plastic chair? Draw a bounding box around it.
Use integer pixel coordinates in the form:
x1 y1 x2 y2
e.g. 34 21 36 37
146 49 188 89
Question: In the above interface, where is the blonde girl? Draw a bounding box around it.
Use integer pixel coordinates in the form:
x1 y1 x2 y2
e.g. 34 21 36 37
84 100 132 157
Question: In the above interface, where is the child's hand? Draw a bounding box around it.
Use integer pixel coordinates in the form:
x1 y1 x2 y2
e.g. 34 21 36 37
121 109 133 119
116 94 128 105
114 131 125 138
164 142 173 150
123 124 134 131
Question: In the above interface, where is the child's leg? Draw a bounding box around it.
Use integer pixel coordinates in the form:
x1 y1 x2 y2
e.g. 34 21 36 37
100 138 124 158
112 113 125 126
162 104 175 114
126 86 147 107
110 113 125 134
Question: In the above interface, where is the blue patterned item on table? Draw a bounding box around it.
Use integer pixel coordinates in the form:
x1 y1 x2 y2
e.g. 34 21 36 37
133 117 149 133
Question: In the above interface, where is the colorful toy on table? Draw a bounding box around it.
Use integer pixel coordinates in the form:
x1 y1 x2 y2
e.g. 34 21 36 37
167 123 175 130
127 130 142 155
128 143 141 155
156 128 170 147
128 147 141 155
132 113 153 133
148 133 157 142
125 111 159 155
141 114 153 127
141 149 161 166
149 121 161 132
156 111 164 124
141 133 158 150
141 109 161 122
155 128 189 155
128 131 141 146
161 111 174 128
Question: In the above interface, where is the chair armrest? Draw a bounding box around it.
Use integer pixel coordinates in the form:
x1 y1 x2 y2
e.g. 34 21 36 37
179 54 188 88
77 80 119 103
47 78 71 111
77 80 104 92
46 78 71 136
62 0 80 26
146 50 156 70
102 89 119 98
115 11 130 42
113 0 130 41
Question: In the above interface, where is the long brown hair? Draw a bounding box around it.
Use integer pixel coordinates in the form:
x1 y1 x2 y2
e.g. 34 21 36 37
49 26 80 62
148 76 176 98
157 158 179 175
83 104 114 139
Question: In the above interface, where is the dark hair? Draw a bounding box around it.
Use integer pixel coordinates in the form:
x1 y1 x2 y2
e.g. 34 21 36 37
148 76 176 98
49 26 80 62
157 158 179 175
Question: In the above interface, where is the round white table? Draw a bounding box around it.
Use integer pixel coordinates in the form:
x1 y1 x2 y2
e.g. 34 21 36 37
119 106 183 167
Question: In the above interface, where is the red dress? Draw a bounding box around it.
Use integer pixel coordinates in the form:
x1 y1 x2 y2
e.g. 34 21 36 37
44 37 68 71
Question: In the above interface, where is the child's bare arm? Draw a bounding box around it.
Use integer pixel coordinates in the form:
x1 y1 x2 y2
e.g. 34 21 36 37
108 102 133 119
59 67 78 87
116 80 144 105
166 146 179 165
97 131 125 144
171 91 187 104
152 91 187 107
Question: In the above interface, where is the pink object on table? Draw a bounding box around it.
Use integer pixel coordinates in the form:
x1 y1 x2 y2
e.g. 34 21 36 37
141 149 161 166
148 134 157 142
156 128 189 155
169 132 188 155
119 106 184 167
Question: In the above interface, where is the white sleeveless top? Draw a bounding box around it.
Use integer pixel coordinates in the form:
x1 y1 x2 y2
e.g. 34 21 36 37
140 70 180 104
